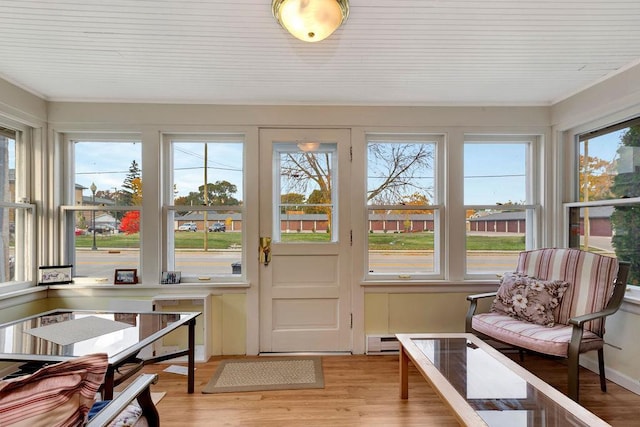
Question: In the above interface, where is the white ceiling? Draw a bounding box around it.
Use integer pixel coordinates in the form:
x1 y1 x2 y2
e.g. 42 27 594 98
1 0 639 106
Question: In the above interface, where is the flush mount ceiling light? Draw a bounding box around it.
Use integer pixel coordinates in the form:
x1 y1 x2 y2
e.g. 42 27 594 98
272 0 349 43
297 141 321 152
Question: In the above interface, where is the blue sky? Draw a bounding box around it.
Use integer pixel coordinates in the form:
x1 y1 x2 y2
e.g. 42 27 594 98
463 131 624 205
464 143 527 205
75 142 142 196
74 141 243 200
70 132 625 205
582 129 624 163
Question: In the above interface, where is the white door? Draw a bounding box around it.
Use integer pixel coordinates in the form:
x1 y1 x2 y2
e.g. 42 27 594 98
259 128 351 352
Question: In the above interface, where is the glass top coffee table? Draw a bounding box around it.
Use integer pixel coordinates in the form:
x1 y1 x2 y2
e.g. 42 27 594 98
0 309 200 399
397 333 609 427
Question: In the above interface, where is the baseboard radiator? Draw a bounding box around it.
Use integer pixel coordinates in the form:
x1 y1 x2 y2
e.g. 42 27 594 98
366 334 400 355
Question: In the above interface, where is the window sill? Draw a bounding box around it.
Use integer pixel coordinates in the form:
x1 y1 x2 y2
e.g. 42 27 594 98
622 286 640 314
0 283 47 308
361 280 499 293
47 282 250 291
0 281 41 295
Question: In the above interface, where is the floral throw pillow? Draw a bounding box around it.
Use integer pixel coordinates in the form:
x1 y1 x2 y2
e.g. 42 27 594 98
491 272 569 327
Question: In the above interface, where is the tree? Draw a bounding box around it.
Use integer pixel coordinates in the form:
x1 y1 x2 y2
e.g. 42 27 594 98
305 189 328 214
578 154 616 201
281 193 305 205
121 160 141 205
175 192 201 207
367 143 434 202
281 152 332 200
119 211 140 234
395 192 431 232
397 192 430 213
128 177 142 205
118 161 142 233
281 144 433 231
611 125 640 285
175 181 240 207
202 180 239 205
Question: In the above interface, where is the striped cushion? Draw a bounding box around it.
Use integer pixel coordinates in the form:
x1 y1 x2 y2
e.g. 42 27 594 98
515 248 619 334
473 312 603 357
0 353 108 427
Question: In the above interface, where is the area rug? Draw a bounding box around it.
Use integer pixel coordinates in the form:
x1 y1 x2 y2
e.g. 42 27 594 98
202 357 324 394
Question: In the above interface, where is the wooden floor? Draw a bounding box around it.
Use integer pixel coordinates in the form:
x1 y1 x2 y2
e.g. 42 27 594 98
132 353 640 426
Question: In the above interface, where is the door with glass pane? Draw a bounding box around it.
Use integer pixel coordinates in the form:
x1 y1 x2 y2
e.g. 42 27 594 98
259 128 351 352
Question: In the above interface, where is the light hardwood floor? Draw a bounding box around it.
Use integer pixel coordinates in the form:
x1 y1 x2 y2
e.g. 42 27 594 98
132 353 640 426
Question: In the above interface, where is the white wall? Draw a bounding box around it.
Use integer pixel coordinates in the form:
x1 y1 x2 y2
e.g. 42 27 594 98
0 78 47 127
1 70 639 391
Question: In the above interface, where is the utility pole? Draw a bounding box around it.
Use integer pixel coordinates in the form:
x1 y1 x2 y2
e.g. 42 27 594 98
583 140 590 251
204 144 209 251
90 182 97 250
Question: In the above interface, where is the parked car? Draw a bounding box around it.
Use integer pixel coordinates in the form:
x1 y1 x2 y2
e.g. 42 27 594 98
178 222 197 232
209 222 226 232
87 224 114 234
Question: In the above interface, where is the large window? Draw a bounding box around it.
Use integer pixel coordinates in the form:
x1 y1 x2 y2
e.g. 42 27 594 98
366 134 441 279
569 118 640 286
62 136 142 281
0 126 34 285
166 135 244 280
464 135 539 277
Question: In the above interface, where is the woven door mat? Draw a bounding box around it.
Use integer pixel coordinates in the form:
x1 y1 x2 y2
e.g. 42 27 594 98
202 356 324 394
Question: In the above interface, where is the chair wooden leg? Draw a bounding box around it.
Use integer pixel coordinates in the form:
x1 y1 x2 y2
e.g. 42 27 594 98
518 349 525 362
567 325 585 402
598 348 607 392
568 352 579 401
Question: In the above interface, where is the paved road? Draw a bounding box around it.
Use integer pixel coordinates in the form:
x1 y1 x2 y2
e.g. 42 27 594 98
74 250 522 278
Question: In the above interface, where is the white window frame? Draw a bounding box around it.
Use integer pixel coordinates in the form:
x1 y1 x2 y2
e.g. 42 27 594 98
0 124 35 288
566 117 640 293
60 134 142 282
463 134 541 279
364 133 444 281
163 133 246 283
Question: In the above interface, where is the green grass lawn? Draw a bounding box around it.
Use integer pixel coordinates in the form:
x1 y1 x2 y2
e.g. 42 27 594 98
76 231 242 249
76 231 526 251
367 232 525 250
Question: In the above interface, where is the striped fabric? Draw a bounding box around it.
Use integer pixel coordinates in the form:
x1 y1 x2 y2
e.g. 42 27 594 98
515 248 619 334
472 312 603 357
0 353 108 427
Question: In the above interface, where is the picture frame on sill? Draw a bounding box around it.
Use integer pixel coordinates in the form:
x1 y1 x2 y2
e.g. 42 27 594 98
114 268 138 285
161 271 181 284
38 265 73 285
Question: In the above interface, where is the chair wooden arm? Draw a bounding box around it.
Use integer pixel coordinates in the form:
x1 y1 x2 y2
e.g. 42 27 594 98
569 307 618 328
86 374 159 427
466 291 498 302
465 292 497 332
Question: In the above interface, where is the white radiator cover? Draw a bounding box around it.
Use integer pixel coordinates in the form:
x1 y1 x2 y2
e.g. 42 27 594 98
366 335 399 354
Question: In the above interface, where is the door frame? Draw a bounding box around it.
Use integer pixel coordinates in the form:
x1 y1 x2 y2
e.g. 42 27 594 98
257 128 353 353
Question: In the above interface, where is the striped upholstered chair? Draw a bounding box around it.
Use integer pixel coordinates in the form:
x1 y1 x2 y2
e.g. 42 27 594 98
466 248 630 401
0 353 159 426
